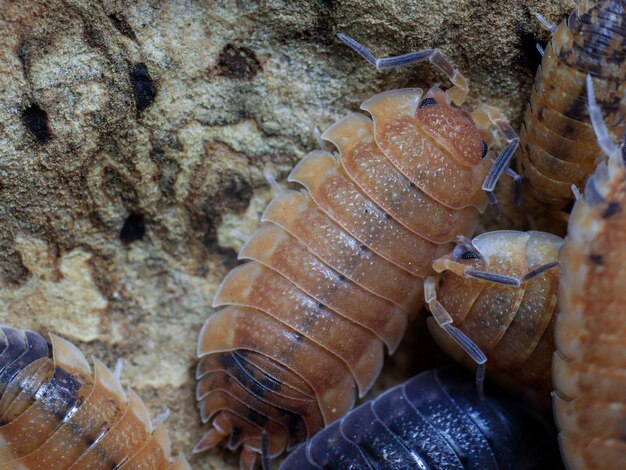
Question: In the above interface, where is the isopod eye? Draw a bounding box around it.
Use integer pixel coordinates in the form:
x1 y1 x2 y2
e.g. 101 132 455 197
462 250 481 260
419 97 437 108
481 140 488 159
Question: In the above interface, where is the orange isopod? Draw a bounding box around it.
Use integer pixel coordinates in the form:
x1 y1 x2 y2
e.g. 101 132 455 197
195 34 520 468
554 76 626 469
517 0 625 221
0 325 189 470
424 230 561 401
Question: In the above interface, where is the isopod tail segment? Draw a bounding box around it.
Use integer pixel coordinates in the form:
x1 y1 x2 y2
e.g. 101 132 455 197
338 34 520 217
425 239 559 396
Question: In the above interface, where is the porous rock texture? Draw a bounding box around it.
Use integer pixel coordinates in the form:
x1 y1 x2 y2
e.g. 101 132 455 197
0 0 570 467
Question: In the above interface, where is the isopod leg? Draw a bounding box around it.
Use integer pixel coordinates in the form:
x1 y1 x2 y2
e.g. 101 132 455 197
425 277 487 396
192 427 227 453
534 12 557 33
240 448 257 470
263 168 283 195
261 430 270 470
336 33 469 105
505 167 523 206
536 43 545 57
472 105 520 217
424 276 454 326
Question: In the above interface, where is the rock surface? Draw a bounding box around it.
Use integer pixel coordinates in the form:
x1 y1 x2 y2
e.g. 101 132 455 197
0 0 571 467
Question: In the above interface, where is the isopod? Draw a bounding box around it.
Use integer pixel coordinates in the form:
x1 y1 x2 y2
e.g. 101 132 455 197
195 33 520 468
0 325 189 469
517 0 625 220
553 76 626 469
280 369 551 470
424 229 561 399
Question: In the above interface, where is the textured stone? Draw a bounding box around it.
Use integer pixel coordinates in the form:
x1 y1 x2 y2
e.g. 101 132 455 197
0 0 571 467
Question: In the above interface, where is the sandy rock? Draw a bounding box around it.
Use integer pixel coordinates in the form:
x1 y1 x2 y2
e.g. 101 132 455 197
0 0 571 467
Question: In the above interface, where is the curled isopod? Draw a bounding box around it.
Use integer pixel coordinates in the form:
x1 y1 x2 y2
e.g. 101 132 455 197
553 73 626 469
0 325 189 469
424 230 562 401
195 33 519 468
280 369 552 470
517 0 626 225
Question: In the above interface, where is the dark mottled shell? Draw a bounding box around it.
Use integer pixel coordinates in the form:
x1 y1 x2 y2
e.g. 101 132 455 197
0 326 188 470
281 369 551 470
518 0 626 211
196 87 491 467
429 230 562 399
555 138 626 467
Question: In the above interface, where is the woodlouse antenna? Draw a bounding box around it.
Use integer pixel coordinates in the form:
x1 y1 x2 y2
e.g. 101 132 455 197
336 33 469 105
520 261 559 282
586 74 619 158
464 269 521 286
424 277 487 397
571 184 581 201
472 105 520 218
442 324 487 398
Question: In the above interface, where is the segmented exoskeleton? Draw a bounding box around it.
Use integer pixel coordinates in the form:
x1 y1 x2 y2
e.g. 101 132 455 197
0 326 189 470
425 230 561 400
280 369 551 470
195 34 519 468
517 0 625 223
554 76 626 469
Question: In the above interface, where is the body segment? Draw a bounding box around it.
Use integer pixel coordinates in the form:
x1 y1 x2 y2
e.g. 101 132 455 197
554 111 626 467
517 0 625 219
426 230 562 399
280 369 550 470
0 326 188 470
195 36 519 466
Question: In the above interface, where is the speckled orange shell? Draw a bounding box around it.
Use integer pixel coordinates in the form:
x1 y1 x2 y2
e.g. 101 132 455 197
518 0 626 209
0 326 189 470
555 144 626 468
428 230 562 398
196 87 491 466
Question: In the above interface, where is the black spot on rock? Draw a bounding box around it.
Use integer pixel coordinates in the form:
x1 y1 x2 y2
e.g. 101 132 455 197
130 63 157 112
514 22 543 74
602 201 621 218
224 177 253 201
108 14 138 41
0 247 30 287
120 212 146 244
22 103 51 144
218 44 261 80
